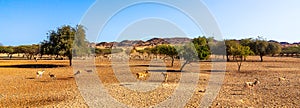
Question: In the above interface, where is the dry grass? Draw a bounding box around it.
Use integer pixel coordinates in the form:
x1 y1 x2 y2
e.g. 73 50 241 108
0 56 299 107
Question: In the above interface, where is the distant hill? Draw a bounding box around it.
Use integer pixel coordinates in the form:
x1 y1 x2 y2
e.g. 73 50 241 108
93 37 300 49
95 37 192 48
163 37 191 44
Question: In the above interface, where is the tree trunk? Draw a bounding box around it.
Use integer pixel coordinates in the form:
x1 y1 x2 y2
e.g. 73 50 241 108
171 57 174 67
69 57 72 66
238 62 242 72
272 54 275 57
260 55 263 62
226 55 230 61
180 60 189 72
237 57 243 72
29 55 31 60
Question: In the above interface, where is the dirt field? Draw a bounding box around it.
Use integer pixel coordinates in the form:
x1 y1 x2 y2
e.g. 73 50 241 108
0 56 299 107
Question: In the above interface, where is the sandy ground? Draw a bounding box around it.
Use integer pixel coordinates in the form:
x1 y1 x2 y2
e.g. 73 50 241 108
0 56 299 107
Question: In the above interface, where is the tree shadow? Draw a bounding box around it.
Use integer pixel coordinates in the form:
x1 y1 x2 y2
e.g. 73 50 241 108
264 66 283 68
202 70 226 72
130 64 168 67
147 69 182 72
36 80 52 83
56 77 74 80
230 93 245 95
25 77 35 79
0 64 67 68
230 89 245 95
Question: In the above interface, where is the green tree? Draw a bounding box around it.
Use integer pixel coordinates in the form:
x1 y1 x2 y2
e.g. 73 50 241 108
73 25 90 57
42 25 78 66
192 36 211 60
150 46 159 59
267 42 282 56
233 45 253 72
57 25 75 66
225 40 239 61
16 45 39 60
208 41 226 59
155 45 178 67
249 37 269 62
240 38 252 46
0 46 14 58
281 46 300 57
177 37 212 71
178 43 199 71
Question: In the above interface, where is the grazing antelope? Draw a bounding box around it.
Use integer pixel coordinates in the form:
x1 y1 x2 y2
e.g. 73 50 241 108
198 89 206 93
136 70 149 80
161 72 168 82
36 70 45 78
49 73 56 79
244 78 260 94
74 70 81 75
277 76 289 86
278 77 286 81
85 69 93 73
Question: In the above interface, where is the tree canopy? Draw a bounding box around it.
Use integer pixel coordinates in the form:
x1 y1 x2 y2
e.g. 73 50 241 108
225 37 282 62
41 25 88 66
155 45 178 67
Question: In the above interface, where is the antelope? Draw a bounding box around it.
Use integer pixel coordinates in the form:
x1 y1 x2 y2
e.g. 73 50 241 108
74 70 81 75
244 78 260 94
49 73 56 79
161 72 168 82
136 70 149 80
36 70 45 78
278 77 286 81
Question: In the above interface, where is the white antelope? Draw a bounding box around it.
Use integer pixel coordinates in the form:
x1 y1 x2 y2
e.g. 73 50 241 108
36 70 45 78
244 78 260 93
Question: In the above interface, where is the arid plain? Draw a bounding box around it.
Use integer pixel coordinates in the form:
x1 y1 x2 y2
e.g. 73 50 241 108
0 56 299 107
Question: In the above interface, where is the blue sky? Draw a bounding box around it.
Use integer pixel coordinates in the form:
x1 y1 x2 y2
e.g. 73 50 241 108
1 0 300 46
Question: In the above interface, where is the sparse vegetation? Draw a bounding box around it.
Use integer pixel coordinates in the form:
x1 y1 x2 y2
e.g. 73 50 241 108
1 26 300 107
0 56 299 107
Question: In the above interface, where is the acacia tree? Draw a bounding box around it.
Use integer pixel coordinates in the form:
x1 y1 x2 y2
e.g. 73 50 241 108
281 46 300 57
41 25 87 66
0 46 14 58
233 45 253 72
225 40 240 61
177 37 211 71
73 25 91 57
239 38 253 61
150 46 159 59
267 42 282 56
249 37 277 62
156 45 178 67
178 43 199 71
192 36 211 60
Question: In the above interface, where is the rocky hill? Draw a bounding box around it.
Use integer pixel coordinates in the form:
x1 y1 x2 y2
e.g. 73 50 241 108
95 37 191 48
